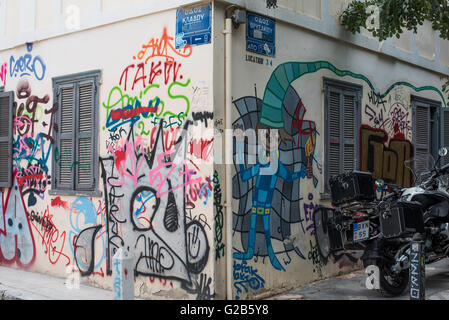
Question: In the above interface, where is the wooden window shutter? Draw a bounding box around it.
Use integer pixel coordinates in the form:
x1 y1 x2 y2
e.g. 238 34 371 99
0 91 13 187
343 92 357 173
413 103 430 175
57 83 76 190
328 89 341 180
75 80 95 190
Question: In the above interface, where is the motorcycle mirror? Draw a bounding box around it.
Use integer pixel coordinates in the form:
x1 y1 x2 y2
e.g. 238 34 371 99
439 147 448 157
375 179 385 189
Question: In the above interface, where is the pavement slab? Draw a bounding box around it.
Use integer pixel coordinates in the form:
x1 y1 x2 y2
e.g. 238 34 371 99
0 265 113 300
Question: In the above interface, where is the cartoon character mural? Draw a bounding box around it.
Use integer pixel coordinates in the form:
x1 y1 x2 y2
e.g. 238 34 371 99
232 62 320 272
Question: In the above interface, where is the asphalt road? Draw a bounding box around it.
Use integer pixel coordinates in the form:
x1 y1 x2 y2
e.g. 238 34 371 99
268 258 449 300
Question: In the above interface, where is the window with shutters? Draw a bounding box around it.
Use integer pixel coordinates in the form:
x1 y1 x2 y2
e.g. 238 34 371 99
51 70 101 195
324 78 362 193
0 91 13 187
412 96 443 173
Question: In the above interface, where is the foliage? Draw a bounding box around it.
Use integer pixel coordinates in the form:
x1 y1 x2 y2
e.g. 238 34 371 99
341 0 449 98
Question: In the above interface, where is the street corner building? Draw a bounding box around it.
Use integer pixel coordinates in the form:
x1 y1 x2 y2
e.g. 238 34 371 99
0 0 447 300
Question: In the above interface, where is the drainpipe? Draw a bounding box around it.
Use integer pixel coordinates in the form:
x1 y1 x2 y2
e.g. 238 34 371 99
223 15 233 301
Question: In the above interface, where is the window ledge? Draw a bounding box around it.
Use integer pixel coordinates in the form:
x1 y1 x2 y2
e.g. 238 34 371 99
49 189 103 198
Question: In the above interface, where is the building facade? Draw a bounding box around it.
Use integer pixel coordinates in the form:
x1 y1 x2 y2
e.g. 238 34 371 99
0 0 448 300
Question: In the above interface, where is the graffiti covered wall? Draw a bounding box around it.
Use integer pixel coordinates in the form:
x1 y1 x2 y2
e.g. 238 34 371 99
0 1 447 301
218 1 448 299
0 8 215 300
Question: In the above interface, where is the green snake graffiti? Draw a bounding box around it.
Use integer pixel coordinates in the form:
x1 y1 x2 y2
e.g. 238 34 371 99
259 60 447 129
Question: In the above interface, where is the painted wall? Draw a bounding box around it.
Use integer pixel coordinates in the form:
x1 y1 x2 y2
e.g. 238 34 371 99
0 7 216 300
211 1 448 299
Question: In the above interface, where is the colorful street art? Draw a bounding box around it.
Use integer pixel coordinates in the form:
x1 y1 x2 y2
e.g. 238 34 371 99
232 84 318 273
232 60 446 298
0 12 447 302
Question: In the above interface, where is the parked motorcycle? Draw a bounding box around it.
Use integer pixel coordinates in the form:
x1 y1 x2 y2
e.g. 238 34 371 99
314 147 449 296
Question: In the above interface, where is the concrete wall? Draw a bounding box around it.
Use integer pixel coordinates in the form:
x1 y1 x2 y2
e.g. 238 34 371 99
211 1 448 299
0 5 216 300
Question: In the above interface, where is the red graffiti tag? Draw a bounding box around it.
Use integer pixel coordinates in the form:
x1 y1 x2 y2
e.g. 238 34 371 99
29 206 71 266
188 138 214 161
110 106 158 120
291 100 316 149
51 196 68 210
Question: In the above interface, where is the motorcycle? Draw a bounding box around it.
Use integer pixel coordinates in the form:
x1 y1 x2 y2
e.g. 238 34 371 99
314 147 449 296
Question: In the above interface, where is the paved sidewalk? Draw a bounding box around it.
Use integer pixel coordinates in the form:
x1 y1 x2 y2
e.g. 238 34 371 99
2 260 449 300
267 257 449 300
0 266 113 300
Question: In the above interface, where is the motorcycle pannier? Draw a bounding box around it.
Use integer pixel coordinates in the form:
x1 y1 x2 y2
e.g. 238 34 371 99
329 171 375 206
380 201 424 238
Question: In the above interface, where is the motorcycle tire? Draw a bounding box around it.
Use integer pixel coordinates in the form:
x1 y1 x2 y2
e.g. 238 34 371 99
363 259 409 297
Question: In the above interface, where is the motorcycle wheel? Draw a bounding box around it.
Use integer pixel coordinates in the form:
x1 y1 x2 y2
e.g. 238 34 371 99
313 206 331 259
363 259 409 297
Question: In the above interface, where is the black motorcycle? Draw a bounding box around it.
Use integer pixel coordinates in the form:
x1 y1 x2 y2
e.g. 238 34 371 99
314 147 449 296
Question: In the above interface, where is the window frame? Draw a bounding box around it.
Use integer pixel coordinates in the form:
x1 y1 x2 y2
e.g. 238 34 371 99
323 77 362 195
50 70 102 197
411 95 441 158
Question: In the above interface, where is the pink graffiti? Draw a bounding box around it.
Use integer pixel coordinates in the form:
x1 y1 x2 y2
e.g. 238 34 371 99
108 136 145 187
148 150 203 198
0 62 6 86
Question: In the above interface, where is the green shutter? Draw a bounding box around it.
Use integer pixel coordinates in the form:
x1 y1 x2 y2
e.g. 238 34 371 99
0 91 13 187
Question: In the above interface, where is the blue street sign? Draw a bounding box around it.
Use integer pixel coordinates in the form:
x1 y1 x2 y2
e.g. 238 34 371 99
246 12 276 57
176 3 212 48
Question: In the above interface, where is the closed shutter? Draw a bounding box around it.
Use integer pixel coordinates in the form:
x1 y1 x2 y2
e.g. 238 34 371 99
328 90 341 180
0 91 12 187
326 82 360 192
414 104 430 175
76 80 95 190
343 93 357 172
440 107 449 166
327 88 358 174
57 84 75 190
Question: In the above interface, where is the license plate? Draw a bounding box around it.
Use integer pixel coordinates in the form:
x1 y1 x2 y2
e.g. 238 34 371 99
353 220 370 242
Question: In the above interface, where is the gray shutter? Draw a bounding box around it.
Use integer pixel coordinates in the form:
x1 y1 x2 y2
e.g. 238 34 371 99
76 80 95 190
440 107 449 166
414 104 430 175
343 92 357 173
0 91 13 187
328 89 341 180
57 83 75 190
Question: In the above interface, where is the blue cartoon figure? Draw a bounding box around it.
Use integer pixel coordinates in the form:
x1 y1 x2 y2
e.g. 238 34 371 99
233 123 306 271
